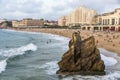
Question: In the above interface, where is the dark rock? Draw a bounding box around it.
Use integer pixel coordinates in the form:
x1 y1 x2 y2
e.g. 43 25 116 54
0 21 12 28
57 31 105 75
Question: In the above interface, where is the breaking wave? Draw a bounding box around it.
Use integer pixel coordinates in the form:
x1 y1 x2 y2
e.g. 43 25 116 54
0 43 37 73
39 61 58 75
0 60 7 73
0 43 37 57
1 29 120 80
100 54 117 66
40 60 120 80
61 71 120 80
39 48 120 80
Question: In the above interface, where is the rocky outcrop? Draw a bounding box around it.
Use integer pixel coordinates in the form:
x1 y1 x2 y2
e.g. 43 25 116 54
57 31 105 75
0 21 12 28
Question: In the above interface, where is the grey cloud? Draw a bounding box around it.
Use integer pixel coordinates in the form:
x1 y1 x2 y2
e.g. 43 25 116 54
0 0 119 20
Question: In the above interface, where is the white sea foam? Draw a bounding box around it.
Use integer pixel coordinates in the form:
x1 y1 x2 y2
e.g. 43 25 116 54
101 72 120 80
39 49 119 76
39 49 120 80
100 54 117 66
99 48 118 66
0 43 37 74
39 61 120 80
0 43 37 57
61 71 120 80
0 59 7 73
51 35 70 42
39 61 58 75
2 29 120 80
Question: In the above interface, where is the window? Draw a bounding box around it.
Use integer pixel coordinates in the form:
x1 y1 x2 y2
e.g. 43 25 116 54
105 19 107 25
108 19 109 25
103 19 104 25
112 19 115 25
119 18 120 25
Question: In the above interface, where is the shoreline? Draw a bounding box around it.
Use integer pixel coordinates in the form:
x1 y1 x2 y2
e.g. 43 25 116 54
6 28 120 55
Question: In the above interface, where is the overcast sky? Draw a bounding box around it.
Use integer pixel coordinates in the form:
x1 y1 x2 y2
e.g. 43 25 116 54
0 0 120 20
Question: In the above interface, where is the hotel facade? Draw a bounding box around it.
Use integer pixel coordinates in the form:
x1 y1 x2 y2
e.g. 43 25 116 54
12 18 44 28
66 7 97 27
96 8 120 31
58 6 120 31
58 6 97 28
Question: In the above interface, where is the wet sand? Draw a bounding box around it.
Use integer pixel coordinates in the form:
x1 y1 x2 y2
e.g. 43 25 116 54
10 28 120 55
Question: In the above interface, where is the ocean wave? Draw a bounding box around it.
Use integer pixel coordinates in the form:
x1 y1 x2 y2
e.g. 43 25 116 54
1 29 38 34
0 59 7 73
2 29 70 43
61 71 120 80
39 50 118 76
0 43 37 57
0 43 37 74
99 48 118 66
100 54 117 66
36 60 120 80
39 52 118 76
1 29 120 80
36 61 58 75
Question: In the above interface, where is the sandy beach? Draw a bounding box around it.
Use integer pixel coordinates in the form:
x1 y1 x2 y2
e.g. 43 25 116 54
10 28 120 55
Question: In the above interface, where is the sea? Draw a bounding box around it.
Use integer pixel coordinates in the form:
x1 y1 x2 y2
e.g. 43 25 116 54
0 29 120 80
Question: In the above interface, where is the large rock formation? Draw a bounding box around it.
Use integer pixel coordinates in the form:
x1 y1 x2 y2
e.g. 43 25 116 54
57 31 105 75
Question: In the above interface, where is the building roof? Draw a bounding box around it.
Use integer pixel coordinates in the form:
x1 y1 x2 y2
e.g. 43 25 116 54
100 8 120 16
